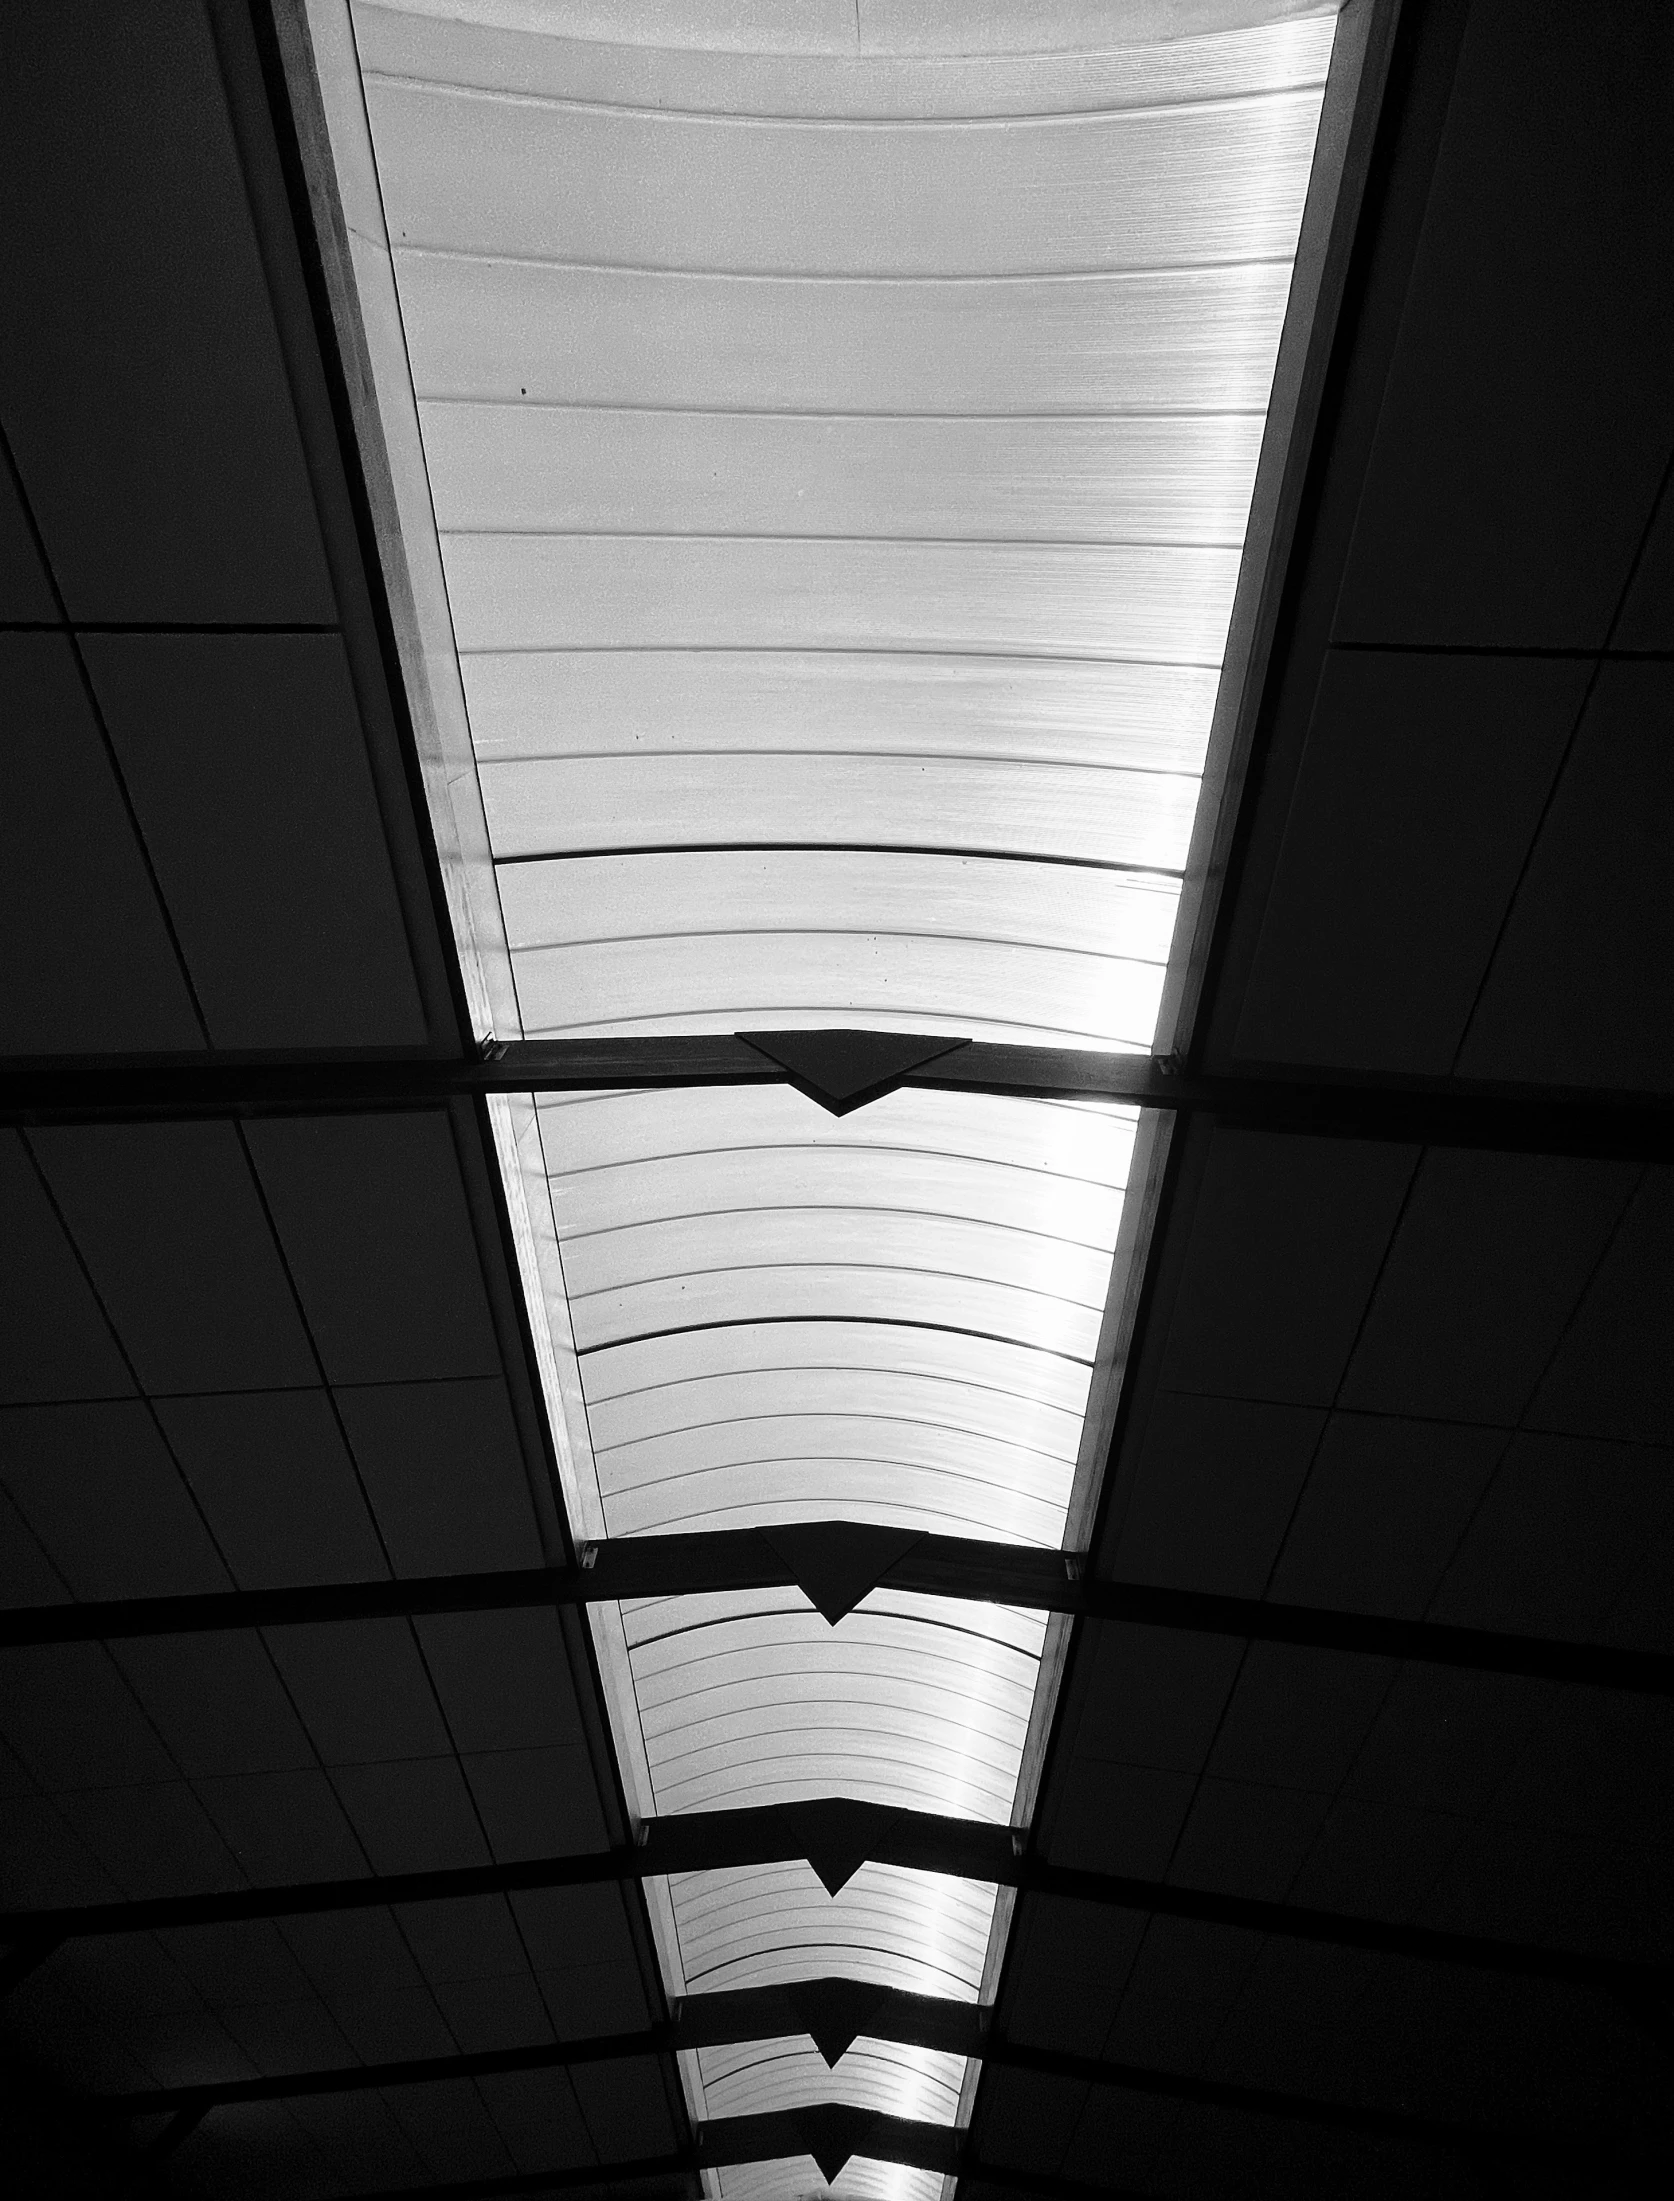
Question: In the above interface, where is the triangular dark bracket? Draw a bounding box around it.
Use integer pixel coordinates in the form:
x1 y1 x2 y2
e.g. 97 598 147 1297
763 1522 926 1625
794 2113 854 2185
784 1978 893 2068
738 1029 970 1116
807 1844 870 1898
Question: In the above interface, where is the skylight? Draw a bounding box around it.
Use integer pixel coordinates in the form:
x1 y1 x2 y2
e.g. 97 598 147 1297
299 1 1346 2192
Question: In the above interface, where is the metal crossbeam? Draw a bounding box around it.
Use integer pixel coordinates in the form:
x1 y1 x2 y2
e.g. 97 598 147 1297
6 1798 1663 1996
92 1982 1662 2178
6 1529 1670 1696
246 2091 1670 2201
3 1034 1671 1160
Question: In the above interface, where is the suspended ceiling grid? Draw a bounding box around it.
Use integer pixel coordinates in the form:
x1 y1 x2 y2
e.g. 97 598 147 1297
317 2 1337 2193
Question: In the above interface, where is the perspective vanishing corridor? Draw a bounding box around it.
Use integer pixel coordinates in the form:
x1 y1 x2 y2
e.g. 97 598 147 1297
304 4 1339 2191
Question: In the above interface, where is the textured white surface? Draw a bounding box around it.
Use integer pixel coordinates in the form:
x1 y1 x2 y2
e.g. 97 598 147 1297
338 0 1332 2156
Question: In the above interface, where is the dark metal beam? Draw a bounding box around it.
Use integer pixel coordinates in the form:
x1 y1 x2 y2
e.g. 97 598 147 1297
6 1528 1671 1696
3 1034 1671 1160
6 1799 1665 1997
91 1984 1664 2179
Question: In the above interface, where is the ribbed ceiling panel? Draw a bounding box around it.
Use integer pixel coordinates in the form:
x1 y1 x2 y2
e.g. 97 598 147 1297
333 0 1335 2181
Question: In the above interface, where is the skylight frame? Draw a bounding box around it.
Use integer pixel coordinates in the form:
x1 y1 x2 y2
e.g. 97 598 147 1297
278 5 1393 2192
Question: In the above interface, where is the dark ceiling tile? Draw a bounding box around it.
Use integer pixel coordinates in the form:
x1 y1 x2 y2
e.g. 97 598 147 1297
395 1894 527 1987
1103 1393 1324 1597
415 1610 585 1754
157 1389 390 1590
0 1 333 622
1456 663 1674 1092
219 1997 359 2084
1285 1794 1463 1921
1526 1167 1674 1445
1057 2090 1179 2195
336 1378 543 1574
973 2068 1085 2176
0 449 54 618
0 636 201 1054
1268 1415 1506 1618
43 1934 200 2024
120 2007 256 2093
535 1957 649 2041
1344 1668 1553 1819
1429 1431 1674 1644
1066 1621 1241 1774
112 1633 314 1781
0 1793 123 1909
57 1781 243 1902
382 2079 515 2185
1043 1758 1197 1879
327 1985 457 2069
84 634 427 1051
0 1133 133 1407
193 1769 369 1890
1613 467 1674 649
1208 1643 1392 1795
1231 651 1588 1074
432 1970 553 2056
0 1400 231 1600
463 1745 609 1863
1417 1816 1665 1963
1488 1690 1674 1851
0 1487 67 1608
1167 1778 1333 1905
330 1757 489 1877
0 1642 175 1793
1000 1898 1145 2058
283 2091 432 2195
264 1619 450 1766
278 1908 427 2003
1104 1916 1264 2072
1339 1150 1636 1424
155 1921 316 2012
29 1122 319 1396
1332 1 1674 648
473 2068 594 2176
246 1115 501 1386
570 2058 675 2160
1158 1132 1417 1404
509 1884 638 1976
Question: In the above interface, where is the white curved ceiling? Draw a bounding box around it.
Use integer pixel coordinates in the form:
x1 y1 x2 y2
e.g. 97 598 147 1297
324 0 1337 2190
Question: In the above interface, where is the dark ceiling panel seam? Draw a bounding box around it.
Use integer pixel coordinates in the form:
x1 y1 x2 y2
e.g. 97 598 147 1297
0 427 212 1050
12 1136 235 1593
1409 1157 1651 1636
227 1113 403 1583
1448 443 1674 1076
214 0 471 1053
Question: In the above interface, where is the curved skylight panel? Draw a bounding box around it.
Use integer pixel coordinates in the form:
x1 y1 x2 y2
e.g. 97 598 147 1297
625 1588 1045 1818
672 1862 996 2004
540 1084 1133 1382
326 0 1338 2183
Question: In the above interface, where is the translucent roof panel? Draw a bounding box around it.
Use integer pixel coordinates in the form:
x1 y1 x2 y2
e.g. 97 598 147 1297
625 1587 1046 1818
322 0 1340 2172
